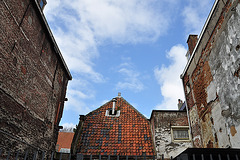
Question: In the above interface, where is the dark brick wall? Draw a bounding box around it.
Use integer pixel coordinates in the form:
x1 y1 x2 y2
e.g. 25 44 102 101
0 0 70 153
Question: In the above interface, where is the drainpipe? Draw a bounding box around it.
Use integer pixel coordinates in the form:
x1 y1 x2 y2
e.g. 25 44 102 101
180 74 194 147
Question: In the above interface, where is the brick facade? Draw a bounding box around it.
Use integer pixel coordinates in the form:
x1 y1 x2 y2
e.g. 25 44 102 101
0 0 71 155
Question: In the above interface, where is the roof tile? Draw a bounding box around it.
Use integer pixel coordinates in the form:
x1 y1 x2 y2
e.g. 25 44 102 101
75 97 155 156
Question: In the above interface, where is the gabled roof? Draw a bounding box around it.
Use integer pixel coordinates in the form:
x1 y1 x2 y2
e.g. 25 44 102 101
75 97 155 156
56 132 74 152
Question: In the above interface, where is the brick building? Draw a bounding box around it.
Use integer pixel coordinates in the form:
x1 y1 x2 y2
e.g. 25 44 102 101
150 110 192 159
71 94 155 159
0 0 71 156
181 0 240 148
56 132 75 153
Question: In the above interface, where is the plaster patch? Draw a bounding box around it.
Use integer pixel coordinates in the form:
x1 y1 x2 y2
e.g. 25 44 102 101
207 81 217 103
28 16 32 25
211 103 230 148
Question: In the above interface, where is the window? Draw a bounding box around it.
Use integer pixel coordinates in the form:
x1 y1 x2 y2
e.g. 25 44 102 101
105 109 120 117
38 0 47 10
39 0 44 8
171 126 190 141
186 81 191 94
185 50 191 60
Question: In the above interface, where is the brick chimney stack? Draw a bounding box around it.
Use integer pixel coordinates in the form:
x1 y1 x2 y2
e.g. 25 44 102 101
178 99 183 110
187 35 198 56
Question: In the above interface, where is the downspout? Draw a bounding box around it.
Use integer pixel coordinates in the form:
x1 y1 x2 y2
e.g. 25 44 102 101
180 75 194 147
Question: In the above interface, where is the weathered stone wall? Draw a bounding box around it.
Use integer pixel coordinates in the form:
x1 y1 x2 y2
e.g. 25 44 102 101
150 111 192 159
208 1 240 148
182 0 240 148
0 0 70 154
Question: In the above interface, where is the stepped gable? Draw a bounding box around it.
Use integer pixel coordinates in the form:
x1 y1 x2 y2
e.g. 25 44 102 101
76 97 155 156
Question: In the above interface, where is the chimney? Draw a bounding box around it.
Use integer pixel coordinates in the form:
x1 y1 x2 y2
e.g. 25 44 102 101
118 92 121 98
112 98 117 115
38 0 47 11
178 99 183 110
79 115 85 121
187 35 198 57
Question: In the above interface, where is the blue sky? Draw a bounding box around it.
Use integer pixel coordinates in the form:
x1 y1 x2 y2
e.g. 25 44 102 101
44 0 214 129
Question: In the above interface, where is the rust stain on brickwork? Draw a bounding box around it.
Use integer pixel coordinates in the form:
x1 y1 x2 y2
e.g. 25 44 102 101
230 126 237 136
21 65 27 75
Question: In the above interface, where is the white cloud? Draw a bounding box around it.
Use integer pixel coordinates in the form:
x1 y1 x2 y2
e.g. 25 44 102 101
72 0 168 43
154 45 187 110
60 123 76 132
44 0 172 114
182 0 214 34
64 78 93 114
116 58 144 92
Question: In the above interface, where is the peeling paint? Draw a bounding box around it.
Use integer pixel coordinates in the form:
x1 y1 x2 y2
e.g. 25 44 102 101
183 0 240 149
150 111 192 159
209 2 240 148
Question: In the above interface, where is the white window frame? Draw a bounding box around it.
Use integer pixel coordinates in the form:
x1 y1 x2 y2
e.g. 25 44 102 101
171 126 191 142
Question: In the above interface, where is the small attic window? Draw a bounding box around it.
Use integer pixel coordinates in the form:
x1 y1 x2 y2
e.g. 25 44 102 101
40 0 44 8
106 98 120 117
186 50 191 61
109 109 117 115
105 109 120 117
186 81 191 94
38 0 47 10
